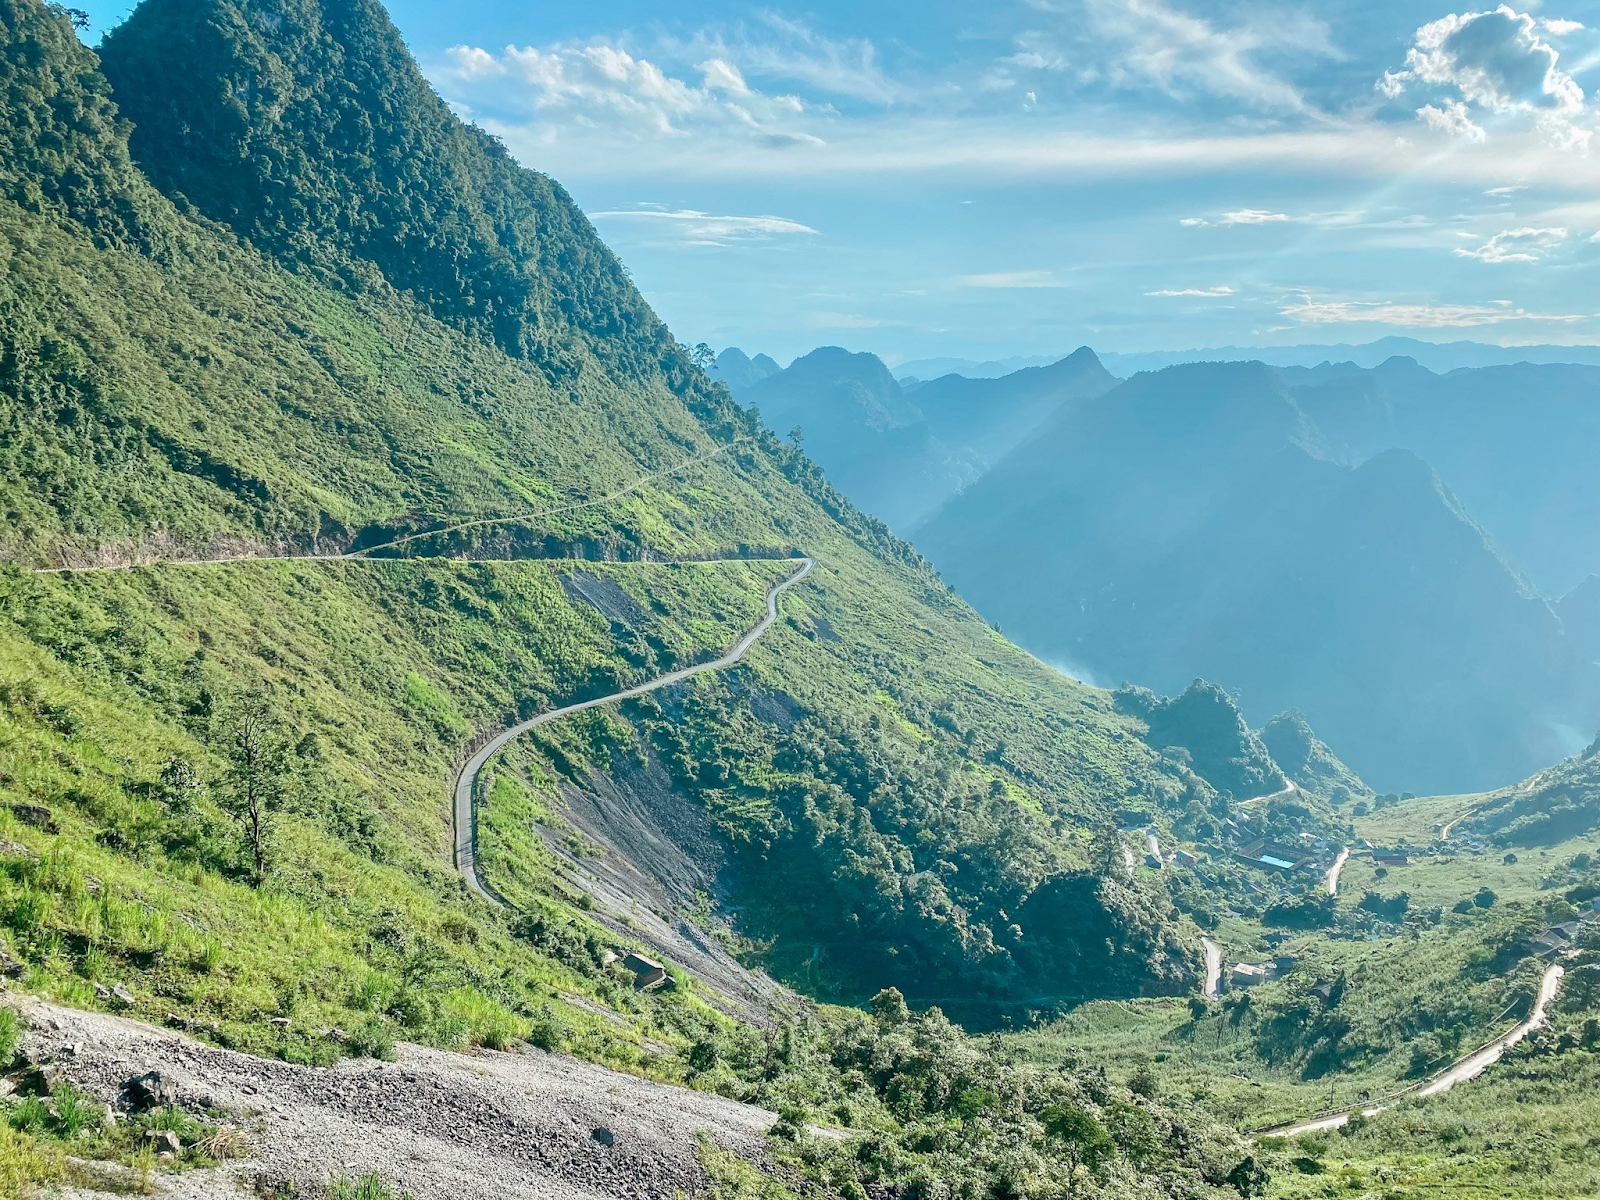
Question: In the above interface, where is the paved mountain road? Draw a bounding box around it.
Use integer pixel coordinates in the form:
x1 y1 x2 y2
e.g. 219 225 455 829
29 442 741 574
453 557 815 903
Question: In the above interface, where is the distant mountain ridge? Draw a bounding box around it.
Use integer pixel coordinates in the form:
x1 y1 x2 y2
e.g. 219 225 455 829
726 344 1118 532
894 337 1600 381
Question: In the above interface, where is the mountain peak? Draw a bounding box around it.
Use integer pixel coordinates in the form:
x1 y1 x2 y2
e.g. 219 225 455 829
98 0 684 385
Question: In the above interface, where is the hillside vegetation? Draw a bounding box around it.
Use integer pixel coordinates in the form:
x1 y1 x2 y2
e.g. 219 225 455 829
0 0 1317 1039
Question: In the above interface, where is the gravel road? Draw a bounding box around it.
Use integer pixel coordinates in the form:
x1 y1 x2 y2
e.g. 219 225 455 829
18 996 779 1200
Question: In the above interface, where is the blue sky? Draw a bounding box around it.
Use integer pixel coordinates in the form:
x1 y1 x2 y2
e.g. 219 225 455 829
103 1 1600 363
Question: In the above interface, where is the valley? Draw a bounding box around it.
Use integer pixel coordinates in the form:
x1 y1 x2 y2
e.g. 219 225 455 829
0 0 1597 1198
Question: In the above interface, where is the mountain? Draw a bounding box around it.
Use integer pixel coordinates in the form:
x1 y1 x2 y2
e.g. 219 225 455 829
737 346 978 530
99 0 674 383
736 346 1118 532
1281 357 1600 596
1259 709 1373 805
709 346 779 391
1099 335 1600 377
1459 735 1600 847
917 361 1600 793
905 346 1118 467
0 0 1291 1047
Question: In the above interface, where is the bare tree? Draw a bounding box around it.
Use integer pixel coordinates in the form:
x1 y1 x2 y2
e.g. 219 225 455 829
218 698 289 887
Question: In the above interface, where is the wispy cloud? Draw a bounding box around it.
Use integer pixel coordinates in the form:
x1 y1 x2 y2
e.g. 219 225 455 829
1180 208 1361 228
435 39 822 148
1453 225 1568 263
1146 285 1234 297
1281 292 1585 327
1018 0 1341 116
958 270 1067 289
590 207 819 245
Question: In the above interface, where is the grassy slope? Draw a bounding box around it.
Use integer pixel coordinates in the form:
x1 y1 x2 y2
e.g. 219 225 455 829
0 0 1227 1052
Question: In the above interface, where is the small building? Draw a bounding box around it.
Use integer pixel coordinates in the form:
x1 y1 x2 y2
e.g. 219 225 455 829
1235 839 1313 874
1229 962 1277 988
1372 850 1411 867
622 952 668 989
1173 849 1199 868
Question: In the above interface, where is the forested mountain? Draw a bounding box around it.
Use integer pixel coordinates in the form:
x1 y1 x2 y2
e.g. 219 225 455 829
0 0 1311 1042
917 361 1600 794
1258 709 1374 805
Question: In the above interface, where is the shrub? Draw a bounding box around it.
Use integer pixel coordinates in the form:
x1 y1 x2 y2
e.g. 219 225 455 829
346 1019 397 1062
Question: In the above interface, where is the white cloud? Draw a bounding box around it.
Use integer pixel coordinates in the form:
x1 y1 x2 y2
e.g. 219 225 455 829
1484 184 1525 195
1281 291 1584 327
1417 99 1487 141
1146 285 1235 297
1541 19 1585 36
958 271 1066 289
699 58 751 96
1179 216 1210 227
1221 208 1290 224
436 40 821 148
590 208 819 245
1453 224 1567 262
1380 7 1590 148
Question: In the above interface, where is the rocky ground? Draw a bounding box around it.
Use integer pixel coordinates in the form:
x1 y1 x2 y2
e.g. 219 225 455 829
15 995 782 1199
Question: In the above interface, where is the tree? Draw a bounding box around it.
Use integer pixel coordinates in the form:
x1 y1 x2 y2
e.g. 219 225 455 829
218 697 290 887
1225 1154 1270 1198
870 986 910 1026
1042 1103 1114 1197
691 342 716 372
1474 887 1497 909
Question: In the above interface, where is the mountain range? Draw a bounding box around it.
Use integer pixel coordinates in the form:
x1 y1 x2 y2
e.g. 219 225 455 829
917 358 1600 793
896 335 1600 381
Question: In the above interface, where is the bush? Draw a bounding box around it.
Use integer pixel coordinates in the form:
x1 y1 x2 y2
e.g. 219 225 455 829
346 1019 397 1062
330 1173 414 1200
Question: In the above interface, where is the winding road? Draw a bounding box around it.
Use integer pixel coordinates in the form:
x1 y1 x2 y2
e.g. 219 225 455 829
1260 962 1566 1137
30 442 742 575
1240 779 1298 808
452 557 815 904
